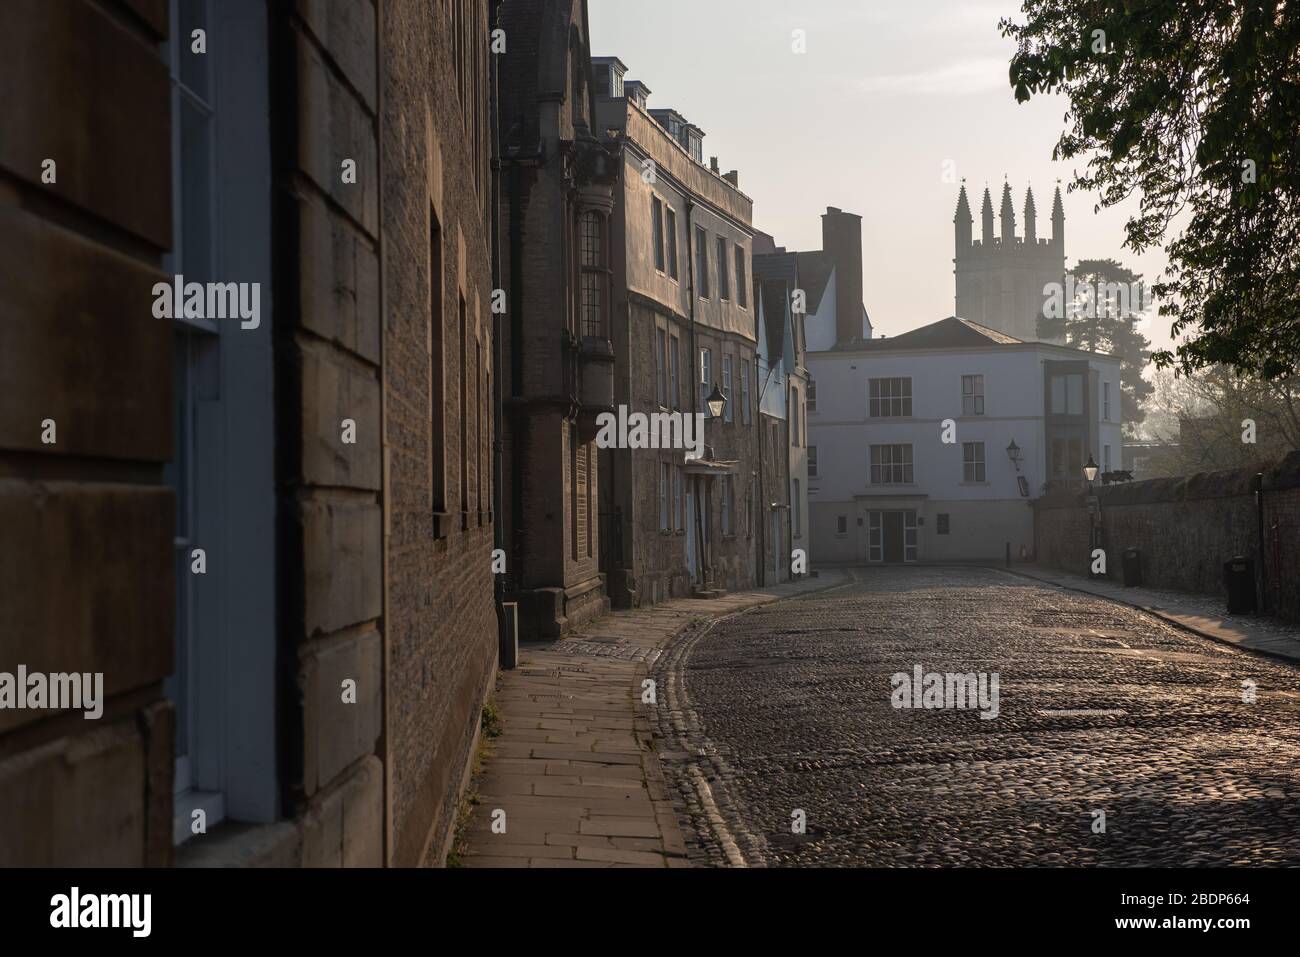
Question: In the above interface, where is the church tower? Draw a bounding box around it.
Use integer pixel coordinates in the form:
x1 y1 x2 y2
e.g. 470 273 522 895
953 180 1066 342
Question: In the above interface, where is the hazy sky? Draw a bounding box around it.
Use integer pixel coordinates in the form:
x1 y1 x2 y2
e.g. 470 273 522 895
590 0 1174 350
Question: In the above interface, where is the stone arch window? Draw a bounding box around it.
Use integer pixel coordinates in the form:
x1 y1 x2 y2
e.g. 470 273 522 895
580 209 609 338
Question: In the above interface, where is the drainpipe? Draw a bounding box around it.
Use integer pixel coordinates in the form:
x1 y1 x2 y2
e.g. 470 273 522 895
489 0 508 660
506 156 527 592
1255 471 1267 612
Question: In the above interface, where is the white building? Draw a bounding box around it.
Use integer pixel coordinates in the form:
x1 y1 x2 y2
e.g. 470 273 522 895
806 316 1123 563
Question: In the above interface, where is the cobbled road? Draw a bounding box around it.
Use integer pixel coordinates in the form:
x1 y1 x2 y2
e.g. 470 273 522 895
653 566 1300 867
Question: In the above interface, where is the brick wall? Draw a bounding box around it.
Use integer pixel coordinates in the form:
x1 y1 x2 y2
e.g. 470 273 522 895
270 0 498 868
1035 451 1300 621
380 0 498 867
0 0 175 865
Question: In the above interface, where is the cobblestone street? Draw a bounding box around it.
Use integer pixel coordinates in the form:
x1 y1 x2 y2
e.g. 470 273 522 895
654 566 1300 867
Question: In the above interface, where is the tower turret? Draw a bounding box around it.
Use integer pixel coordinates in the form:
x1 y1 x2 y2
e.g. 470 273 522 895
954 183 972 256
1000 180 1016 245
1051 184 1065 248
1024 186 1037 243
980 187 994 246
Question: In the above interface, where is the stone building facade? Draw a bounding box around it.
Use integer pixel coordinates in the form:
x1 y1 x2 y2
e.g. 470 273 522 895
954 182 1066 342
496 0 615 640
0 0 498 868
594 60 761 604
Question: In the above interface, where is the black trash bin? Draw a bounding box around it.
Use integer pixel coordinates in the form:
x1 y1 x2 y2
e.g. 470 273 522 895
1121 547 1142 587
1223 556 1257 614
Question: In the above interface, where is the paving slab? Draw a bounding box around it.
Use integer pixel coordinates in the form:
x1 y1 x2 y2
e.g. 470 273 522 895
456 570 847 867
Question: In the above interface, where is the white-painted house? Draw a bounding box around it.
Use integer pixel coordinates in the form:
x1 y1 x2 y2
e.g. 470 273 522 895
806 317 1123 563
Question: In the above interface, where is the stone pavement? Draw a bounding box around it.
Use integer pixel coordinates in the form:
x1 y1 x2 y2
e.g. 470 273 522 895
1007 564 1300 666
458 570 848 868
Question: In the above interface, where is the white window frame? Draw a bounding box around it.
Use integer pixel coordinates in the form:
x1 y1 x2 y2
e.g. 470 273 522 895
962 441 986 483
869 377 912 417
699 347 712 415
655 327 667 407
740 359 752 425
659 462 670 531
669 333 680 410
961 374 985 416
870 444 914 485
722 355 733 423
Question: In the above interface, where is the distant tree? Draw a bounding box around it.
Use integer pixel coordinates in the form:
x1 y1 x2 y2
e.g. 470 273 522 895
1038 257 1155 434
1144 366 1300 475
1003 1 1300 378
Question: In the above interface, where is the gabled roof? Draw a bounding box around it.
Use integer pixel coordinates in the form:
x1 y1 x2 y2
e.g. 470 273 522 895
795 251 834 315
759 279 789 362
835 316 1023 352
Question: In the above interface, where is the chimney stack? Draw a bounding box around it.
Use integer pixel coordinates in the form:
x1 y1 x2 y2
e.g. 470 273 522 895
723 170 738 188
821 207 864 346
709 156 720 173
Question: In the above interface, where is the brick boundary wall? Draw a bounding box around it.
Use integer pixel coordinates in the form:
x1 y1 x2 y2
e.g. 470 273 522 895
1034 451 1300 621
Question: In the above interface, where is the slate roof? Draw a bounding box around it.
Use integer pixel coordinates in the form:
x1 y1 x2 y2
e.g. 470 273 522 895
834 316 1023 352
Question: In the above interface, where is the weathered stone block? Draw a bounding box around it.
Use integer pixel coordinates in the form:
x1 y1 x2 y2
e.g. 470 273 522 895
299 337 382 490
300 755 383 867
298 627 382 795
298 192 381 364
295 27 379 237
0 0 171 247
0 481 173 735
0 208 171 461
0 717 147 866
298 497 382 637
295 0 377 112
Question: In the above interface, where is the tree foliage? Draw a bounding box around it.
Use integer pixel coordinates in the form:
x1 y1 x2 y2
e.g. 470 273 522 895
1003 1 1300 378
1037 256 1156 432
1142 365 1300 475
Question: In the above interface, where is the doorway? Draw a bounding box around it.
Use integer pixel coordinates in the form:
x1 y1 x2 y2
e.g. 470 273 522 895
867 509 918 563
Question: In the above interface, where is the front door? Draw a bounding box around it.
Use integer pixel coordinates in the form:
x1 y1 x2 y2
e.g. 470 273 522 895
883 511 905 563
869 509 918 563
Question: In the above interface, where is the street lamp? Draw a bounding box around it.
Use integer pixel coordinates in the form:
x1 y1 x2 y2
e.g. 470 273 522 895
1083 454 1099 487
1005 439 1022 472
706 384 727 419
